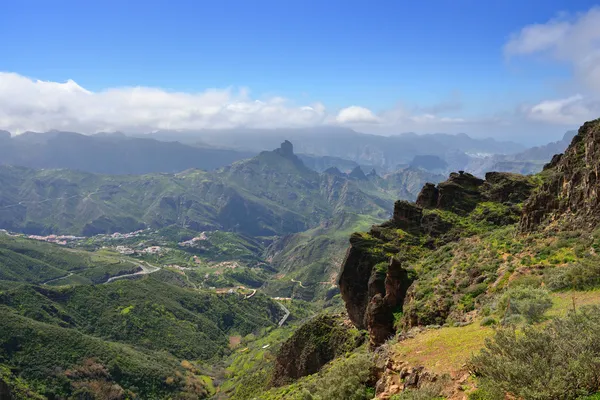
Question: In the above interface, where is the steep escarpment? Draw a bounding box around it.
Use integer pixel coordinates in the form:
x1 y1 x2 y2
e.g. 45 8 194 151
270 314 363 386
339 171 537 346
520 118 600 232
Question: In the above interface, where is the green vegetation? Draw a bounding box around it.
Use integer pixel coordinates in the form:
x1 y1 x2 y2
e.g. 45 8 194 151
256 350 376 400
497 286 553 324
470 306 600 400
0 273 289 399
0 234 141 285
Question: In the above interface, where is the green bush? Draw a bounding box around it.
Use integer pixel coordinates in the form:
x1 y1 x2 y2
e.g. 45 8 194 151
300 352 375 400
545 261 600 291
469 306 600 400
497 286 552 324
480 316 497 326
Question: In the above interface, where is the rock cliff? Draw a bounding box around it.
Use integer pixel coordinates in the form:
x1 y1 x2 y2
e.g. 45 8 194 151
339 169 537 346
270 314 363 386
520 118 600 232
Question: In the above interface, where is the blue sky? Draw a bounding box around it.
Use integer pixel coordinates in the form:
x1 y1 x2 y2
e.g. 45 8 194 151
1 0 600 143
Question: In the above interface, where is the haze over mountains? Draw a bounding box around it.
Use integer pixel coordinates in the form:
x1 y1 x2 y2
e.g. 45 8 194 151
0 127 572 178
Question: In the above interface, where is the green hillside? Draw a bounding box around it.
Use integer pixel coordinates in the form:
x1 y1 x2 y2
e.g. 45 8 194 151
0 141 423 238
234 119 600 400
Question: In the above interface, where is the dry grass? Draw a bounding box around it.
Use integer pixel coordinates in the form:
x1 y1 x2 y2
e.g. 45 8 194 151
391 290 600 377
392 324 493 375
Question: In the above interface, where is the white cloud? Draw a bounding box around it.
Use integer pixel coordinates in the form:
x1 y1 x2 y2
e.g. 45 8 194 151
0 72 327 134
523 94 600 125
0 72 577 144
336 106 380 124
505 7 600 91
505 7 600 127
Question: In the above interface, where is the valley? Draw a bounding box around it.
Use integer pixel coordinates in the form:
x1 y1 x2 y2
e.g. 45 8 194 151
0 124 596 400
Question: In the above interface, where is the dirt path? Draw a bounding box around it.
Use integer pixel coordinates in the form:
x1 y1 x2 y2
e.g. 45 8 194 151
41 272 74 285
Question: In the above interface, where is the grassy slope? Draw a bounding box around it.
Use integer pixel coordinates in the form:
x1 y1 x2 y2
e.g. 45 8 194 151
0 233 141 285
391 290 600 376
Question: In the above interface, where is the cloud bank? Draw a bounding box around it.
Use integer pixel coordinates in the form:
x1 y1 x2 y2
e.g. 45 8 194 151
0 72 328 134
506 7 600 125
0 72 481 136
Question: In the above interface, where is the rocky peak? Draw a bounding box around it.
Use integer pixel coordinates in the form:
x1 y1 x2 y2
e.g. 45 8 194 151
339 169 539 347
392 200 423 232
349 166 367 180
0 130 11 140
323 166 344 177
520 118 600 232
416 171 484 214
275 140 295 158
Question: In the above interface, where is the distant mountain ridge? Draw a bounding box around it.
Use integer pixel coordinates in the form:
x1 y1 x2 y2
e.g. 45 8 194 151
0 130 256 174
0 141 433 237
138 127 526 171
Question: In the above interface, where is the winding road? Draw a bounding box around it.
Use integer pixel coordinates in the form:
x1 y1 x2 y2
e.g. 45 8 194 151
41 272 74 285
104 263 161 283
277 301 291 327
290 278 307 288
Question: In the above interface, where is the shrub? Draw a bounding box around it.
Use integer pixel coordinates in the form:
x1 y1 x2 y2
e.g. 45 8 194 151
480 316 497 326
469 306 600 400
545 261 600 291
390 382 445 399
301 352 375 400
497 286 552 324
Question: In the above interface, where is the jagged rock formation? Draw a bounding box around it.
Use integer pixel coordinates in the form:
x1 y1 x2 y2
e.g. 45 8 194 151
520 118 600 232
349 166 368 180
270 314 363 386
323 166 345 177
339 170 538 346
416 171 484 213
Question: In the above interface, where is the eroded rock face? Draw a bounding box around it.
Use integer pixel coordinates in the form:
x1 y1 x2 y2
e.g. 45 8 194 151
365 258 415 347
416 171 485 214
520 119 600 232
270 314 362 386
483 172 536 204
340 249 414 347
340 169 538 346
392 200 423 232
416 183 438 209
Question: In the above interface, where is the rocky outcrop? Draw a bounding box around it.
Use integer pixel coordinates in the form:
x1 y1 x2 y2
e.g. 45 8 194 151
275 140 294 158
416 183 438 209
270 314 362 386
349 166 368 180
520 118 600 232
339 238 381 330
392 200 423 232
365 258 414 347
416 171 484 213
340 245 414 347
482 172 536 204
323 166 345 177
340 169 538 345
